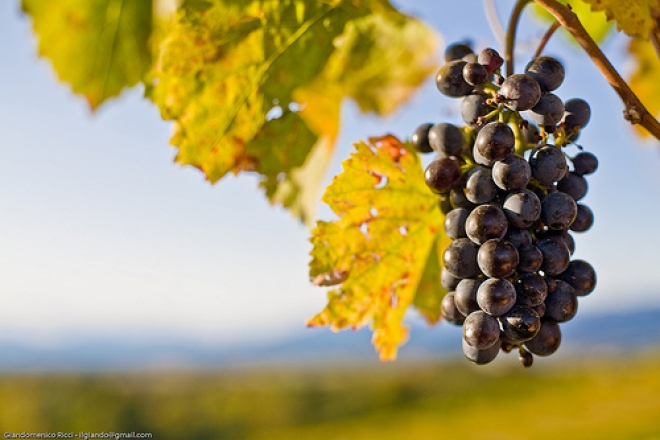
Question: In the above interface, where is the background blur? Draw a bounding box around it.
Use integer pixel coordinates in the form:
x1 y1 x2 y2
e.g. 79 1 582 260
1 0 659 437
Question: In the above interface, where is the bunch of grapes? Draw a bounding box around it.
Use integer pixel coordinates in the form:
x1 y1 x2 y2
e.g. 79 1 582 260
412 43 597 367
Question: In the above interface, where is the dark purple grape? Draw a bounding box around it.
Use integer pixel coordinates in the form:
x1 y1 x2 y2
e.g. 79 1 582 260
465 166 498 204
436 61 474 97
478 239 519 278
544 280 578 322
424 157 463 193
514 272 548 307
463 310 500 349
504 227 532 249
478 47 503 73
572 152 598 175
461 94 496 127
524 319 561 356
463 337 501 365
529 145 568 185
517 244 543 273
560 260 596 296
570 204 594 232
536 230 575 255
463 62 490 86
411 123 434 153
441 292 466 325
465 204 508 245
519 349 534 367
428 123 464 157
536 238 570 276
499 74 542 111
524 56 565 92
521 121 541 145
445 208 470 239
533 302 546 318
472 143 496 167
540 192 577 230
439 194 453 215
441 266 461 291
562 98 591 131
475 122 515 161
443 238 481 278
500 305 541 342
557 172 587 201
454 278 483 316
529 93 565 126
445 42 473 62
450 188 477 210
503 189 541 228
492 155 531 190
477 278 516 317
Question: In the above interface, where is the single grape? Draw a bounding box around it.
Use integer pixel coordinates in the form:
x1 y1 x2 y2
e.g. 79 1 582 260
504 227 532 249
572 152 598 176
465 166 498 204
465 204 508 245
477 278 516 317
528 93 565 127
445 208 470 239
428 123 465 157
441 266 462 291
562 98 591 131
463 337 501 365
524 56 565 92
477 239 519 278
475 121 515 161
463 310 500 349
499 74 542 111
436 61 474 97
519 349 534 367
443 238 481 278
503 189 542 228
517 244 543 273
536 230 575 255
461 94 496 127
514 272 548 307
521 121 541 145
557 172 587 201
478 47 503 73
533 302 546 318
424 157 463 193
524 319 561 356
536 238 570 276
411 123 434 153
492 155 531 191
500 305 542 342
450 188 477 210
560 260 596 296
463 62 490 86
441 291 466 325
472 143 496 167
529 145 568 185
445 42 473 62
544 280 578 322
570 204 594 232
540 192 578 230
454 278 483 316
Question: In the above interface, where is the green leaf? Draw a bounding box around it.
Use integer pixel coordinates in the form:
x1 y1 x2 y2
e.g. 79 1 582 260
308 137 446 361
22 0 154 109
532 1 613 45
628 37 660 138
151 0 438 223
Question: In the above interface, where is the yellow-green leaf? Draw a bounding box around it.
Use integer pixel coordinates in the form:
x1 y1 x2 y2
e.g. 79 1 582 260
579 0 660 38
22 0 154 109
533 1 613 45
308 137 446 361
628 37 660 137
152 0 438 223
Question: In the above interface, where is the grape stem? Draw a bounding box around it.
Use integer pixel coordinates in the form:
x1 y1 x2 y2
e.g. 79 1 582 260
534 20 561 59
505 0 533 77
534 0 660 141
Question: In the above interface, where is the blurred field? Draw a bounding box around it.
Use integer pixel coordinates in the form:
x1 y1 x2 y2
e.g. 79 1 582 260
1 351 659 439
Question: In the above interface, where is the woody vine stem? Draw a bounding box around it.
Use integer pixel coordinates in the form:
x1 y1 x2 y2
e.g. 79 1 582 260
504 0 660 140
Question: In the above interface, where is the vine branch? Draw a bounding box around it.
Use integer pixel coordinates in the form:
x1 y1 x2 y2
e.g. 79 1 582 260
534 0 660 140
535 21 561 58
505 0 533 77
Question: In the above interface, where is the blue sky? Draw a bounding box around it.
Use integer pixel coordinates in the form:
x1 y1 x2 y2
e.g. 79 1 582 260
1 0 659 349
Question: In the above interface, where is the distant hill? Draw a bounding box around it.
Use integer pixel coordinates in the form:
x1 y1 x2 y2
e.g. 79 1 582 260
1 308 659 370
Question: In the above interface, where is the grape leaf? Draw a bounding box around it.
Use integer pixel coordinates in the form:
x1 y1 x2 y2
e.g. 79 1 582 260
308 136 448 361
579 0 660 38
21 0 154 109
151 0 437 223
628 37 660 137
533 1 613 45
